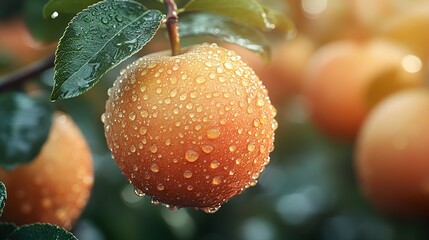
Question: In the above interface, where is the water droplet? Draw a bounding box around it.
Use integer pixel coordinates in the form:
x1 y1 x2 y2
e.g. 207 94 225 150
51 11 59 19
201 205 221 213
202 145 213 153
247 142 256 152
183 170 193 178
130 145 136 153
212 176 222 185
172 64 179 71
134 187 145 197
140 110 149 118
101 17 109 24
195 75 206 84
115 15 123 22
180 93 187 101
253 119 260 127
168 88 178 98
151 199 160 205
150 144 158 153
101 113 106 123
129 111 136 121
210 160 219 169
224 61 233 70
139 126 147 135
229 145 236 152
207 128 220 139
150 163 159 172
157 184 165 191
256 97 265 107
185 150 199 162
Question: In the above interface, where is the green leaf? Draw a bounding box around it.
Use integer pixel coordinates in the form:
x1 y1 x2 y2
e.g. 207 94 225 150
182 0 275 30
180 13 271 59
0 182 5 217
6 223 77 240
0 92 54 170
43 0 101 19
50 0 165 100
24 0 74 42
0 223 17 239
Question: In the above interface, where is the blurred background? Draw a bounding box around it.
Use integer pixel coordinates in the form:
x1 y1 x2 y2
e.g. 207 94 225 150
1 0 429 239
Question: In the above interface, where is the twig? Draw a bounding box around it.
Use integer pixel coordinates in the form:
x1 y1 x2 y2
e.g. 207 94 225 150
0 55 55 92
164 0 181 56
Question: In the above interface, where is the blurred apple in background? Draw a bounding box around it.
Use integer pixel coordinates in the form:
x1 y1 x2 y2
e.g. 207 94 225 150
303 38 423 140
355 88 429 217
0 17 55 74
222 35 315 106
379 2 429 63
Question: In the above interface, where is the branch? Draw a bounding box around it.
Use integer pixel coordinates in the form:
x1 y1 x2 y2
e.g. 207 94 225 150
164 0 181 56
0 55 55 92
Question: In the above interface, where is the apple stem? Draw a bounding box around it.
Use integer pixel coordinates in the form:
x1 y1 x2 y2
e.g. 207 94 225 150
164 0 181 56
0 54 55 92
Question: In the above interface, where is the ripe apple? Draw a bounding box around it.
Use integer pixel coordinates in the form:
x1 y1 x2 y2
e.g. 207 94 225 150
103 43 277 212
355 88 429 217
0 113 94 230
303 38 423 140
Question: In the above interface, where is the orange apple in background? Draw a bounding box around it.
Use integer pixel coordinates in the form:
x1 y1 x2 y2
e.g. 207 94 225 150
0 113 94 230
303 38 423 140
378 2 429 62
0 17 55 74
221 35 315 105
355 88 429 217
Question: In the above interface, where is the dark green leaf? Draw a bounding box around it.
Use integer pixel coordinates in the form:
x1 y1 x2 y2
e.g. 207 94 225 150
0 92 54 170
180 13 271 59
0 182 5 217
182 0 275 30
50 0 165 100
6 223 77 240
0 223 17 239
43 0 101 19
24 0 74 42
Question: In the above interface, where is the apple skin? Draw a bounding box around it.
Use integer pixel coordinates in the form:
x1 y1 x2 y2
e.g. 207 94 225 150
355 88 429 217
303 38 423 140
103 43 277 212
0 113 94 230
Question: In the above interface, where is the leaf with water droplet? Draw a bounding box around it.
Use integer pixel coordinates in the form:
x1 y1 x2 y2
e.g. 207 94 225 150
0 182 5 217
182 0 290 31
0 92 53 169
6 223 77 240
43 0 100 19
180 13 271 59
51 0 165 100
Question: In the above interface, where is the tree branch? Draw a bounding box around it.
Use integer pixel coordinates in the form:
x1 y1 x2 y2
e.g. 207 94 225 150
0 55 55 92
164 0 181 56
